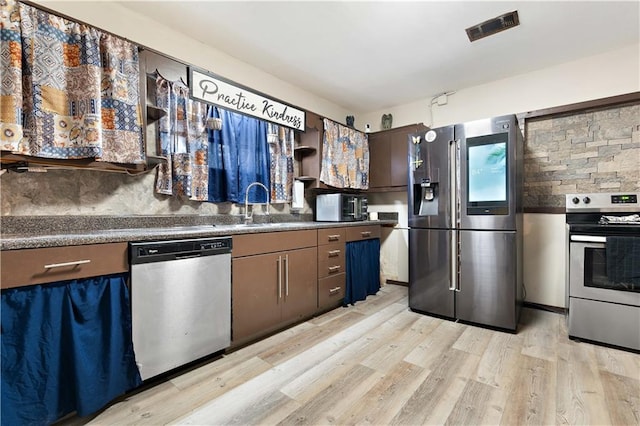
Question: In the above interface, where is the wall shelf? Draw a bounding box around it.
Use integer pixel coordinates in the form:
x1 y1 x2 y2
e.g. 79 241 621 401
295 176 316 183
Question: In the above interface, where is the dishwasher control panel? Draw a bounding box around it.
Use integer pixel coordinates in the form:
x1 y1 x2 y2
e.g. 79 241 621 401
130 237 232 264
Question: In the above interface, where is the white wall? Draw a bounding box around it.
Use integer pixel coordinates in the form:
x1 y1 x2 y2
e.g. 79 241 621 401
33 1 350 123
360 43 640 130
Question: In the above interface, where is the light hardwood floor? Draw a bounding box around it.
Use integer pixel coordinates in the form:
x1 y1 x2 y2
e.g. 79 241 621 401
70 284 639 425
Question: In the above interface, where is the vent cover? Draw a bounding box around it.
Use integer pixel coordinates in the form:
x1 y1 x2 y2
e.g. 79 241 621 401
466 10 520 42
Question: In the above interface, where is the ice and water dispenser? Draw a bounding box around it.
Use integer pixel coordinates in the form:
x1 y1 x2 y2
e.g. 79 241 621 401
415 178 439 216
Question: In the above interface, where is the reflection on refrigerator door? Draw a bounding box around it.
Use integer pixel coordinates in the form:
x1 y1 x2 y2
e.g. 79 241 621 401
409 228 454 318
457 230 518 330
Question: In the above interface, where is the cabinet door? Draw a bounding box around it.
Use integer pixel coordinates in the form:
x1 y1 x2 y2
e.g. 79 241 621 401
232 252 282 342
281 247 318 323
390 129 411 187
368 132 391 188
318 273 346 311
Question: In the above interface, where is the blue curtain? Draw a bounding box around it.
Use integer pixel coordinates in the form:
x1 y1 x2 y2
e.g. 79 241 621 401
207 107 270 203
345 239 381 305
1 274 141 426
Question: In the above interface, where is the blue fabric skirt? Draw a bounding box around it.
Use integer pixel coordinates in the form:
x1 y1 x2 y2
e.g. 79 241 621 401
345 239 381 305
1 274 141 425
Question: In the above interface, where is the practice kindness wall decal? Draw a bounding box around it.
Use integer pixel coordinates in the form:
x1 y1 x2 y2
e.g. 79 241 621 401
189 68 305 131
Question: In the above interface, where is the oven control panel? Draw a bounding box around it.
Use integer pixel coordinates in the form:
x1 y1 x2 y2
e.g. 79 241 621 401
611 194 637 204
566 192 640 212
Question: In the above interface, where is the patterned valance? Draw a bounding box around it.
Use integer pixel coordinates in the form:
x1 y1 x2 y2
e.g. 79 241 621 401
0 0 144 164
320 119 369 189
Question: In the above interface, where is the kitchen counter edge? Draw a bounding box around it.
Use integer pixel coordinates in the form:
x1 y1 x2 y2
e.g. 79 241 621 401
1 220 396 251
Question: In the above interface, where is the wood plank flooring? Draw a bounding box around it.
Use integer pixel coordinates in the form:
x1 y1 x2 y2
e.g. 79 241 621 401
65 285 639 425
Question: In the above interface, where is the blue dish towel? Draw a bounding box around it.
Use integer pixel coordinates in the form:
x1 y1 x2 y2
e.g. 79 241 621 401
606 236 640 286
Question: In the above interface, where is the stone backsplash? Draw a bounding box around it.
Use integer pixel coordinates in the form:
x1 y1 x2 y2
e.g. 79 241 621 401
524 103 639 209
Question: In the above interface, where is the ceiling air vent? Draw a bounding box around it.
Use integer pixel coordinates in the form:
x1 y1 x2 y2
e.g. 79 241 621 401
466 10 520 42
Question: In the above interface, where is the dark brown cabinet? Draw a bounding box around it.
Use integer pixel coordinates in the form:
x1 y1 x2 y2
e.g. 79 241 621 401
1 243 128 289
367 124 427 191
231 230 318 345
317 227 346 311
346 224 382 242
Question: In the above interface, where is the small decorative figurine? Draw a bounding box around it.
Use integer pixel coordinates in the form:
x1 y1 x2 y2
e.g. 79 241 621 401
346 115 355 128
381 113 393 130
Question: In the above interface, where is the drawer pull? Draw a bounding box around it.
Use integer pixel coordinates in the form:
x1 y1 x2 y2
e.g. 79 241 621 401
327 234 341 241
329 286 342 295
328 249 341 257
328 265 341 273
361 231 372 237
44 259 91 269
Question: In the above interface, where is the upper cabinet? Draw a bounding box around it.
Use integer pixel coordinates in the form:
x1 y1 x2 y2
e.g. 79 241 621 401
368 124 428 191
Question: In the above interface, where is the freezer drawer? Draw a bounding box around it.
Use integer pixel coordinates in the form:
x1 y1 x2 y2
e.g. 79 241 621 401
409 228 454 318
458 230 518 330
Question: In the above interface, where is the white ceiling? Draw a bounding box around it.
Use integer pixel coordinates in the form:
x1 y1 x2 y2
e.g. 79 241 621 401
118 1 639 113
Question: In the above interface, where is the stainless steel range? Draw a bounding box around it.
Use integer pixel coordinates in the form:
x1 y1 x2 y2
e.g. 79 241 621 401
566 192 640 352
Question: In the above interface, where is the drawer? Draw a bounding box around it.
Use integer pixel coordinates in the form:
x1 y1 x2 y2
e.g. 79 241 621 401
318 273 345 310
318 227 346 245
233 229 317 258
318 242 346 279
346 225 381 242
1 242 129 289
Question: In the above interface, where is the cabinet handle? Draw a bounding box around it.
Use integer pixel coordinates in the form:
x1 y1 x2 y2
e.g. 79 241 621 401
328 249 341 257
277 256 282 299
327 234 341 241
284 254 289 297
328 265 341 273
44 259 91 269
329 286 342 295
361 231 372 238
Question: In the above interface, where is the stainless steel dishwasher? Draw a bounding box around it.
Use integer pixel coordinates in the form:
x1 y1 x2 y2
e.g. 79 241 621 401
129 237 232 381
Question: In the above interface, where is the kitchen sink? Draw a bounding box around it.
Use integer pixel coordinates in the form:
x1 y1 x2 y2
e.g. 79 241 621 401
228 223 289 228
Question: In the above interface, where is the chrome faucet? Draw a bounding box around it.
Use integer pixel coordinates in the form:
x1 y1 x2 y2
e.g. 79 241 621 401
244 182 270 223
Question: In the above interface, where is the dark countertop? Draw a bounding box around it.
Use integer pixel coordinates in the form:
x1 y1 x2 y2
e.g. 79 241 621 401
1 215 397 250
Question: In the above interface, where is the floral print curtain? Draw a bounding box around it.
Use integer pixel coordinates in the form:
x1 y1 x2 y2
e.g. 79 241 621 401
154 74 209 200
267 123 294 203
320 118 369 189
0 0 144 163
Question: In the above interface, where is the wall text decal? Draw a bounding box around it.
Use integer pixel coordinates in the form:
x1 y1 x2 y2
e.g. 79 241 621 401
189 67 305 130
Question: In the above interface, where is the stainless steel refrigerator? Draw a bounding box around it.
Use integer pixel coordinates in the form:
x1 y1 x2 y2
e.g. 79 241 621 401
408 114 523 331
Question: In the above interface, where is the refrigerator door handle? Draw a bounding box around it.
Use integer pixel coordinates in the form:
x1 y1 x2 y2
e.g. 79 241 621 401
449 230 457 291
449 139 460 229
450 139 461 293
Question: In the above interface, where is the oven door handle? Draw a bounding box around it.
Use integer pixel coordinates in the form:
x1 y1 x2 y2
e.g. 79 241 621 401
570 235 606 243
